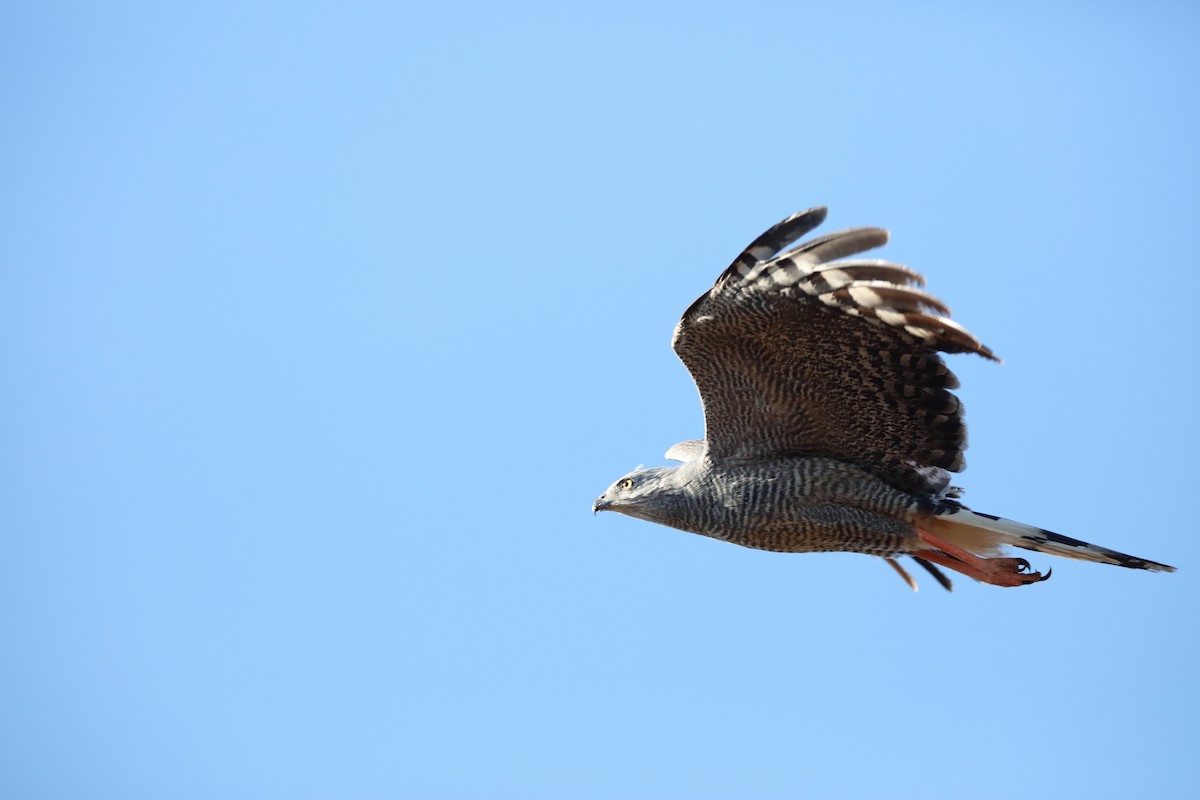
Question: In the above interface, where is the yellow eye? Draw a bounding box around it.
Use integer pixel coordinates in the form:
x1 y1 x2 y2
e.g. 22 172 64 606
619 478 634 490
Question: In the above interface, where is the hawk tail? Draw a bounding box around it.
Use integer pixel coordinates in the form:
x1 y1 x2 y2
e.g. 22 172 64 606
922 508 1176 573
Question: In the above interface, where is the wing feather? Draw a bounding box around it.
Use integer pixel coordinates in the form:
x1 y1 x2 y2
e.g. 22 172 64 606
705 207 829 297
812 259 926 287
672 210 997 495
779 227 890 263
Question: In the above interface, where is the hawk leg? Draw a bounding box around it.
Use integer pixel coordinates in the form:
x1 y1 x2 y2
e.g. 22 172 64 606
915 528 1051 588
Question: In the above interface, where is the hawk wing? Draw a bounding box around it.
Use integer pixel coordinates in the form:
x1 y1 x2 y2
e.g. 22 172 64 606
671 207 998 496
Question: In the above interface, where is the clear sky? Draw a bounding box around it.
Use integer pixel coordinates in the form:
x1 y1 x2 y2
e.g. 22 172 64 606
3 2 1198 798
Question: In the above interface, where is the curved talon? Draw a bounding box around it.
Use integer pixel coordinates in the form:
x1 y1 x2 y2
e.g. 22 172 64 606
1039 567 1052 582
915 527 1054 588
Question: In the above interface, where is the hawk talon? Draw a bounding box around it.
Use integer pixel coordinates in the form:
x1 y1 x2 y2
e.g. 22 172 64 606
916 529 1051 587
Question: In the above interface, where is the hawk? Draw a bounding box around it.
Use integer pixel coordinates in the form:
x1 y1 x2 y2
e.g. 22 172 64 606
593 207 1175 590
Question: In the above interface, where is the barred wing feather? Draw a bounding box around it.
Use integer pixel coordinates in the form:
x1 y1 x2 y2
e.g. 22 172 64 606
672 207 997 496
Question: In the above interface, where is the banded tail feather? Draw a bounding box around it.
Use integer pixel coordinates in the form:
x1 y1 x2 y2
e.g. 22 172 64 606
923 508 1176 573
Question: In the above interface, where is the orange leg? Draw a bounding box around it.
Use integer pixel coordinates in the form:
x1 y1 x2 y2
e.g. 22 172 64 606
916 528 1051 588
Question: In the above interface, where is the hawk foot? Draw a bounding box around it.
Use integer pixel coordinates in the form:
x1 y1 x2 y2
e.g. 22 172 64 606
915 528 1051 588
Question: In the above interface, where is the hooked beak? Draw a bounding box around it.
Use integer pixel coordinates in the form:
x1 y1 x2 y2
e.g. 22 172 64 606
593 495 611 514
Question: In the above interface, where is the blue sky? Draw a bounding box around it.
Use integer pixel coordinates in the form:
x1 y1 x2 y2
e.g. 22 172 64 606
3 2 1198 798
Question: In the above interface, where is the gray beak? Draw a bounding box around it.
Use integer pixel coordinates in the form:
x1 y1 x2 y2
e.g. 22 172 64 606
593 496 610 514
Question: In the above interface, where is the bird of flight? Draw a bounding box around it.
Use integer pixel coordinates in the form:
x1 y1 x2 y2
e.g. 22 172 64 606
593 207 1175 590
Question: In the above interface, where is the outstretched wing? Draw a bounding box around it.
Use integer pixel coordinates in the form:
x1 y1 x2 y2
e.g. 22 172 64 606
672 207 997 496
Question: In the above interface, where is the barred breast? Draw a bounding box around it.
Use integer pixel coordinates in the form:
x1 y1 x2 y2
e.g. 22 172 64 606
675 457 923 556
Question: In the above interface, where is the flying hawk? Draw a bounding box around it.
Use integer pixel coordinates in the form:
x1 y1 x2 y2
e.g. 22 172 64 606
593 207 1175 590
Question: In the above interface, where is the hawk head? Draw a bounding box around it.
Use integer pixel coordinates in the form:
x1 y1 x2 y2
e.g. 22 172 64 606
593 466 682 526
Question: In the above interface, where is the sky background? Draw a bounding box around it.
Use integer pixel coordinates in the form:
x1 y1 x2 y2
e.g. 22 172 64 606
3 2 1199 798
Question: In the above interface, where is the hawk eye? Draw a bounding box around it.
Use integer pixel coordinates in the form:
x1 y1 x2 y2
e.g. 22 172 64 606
619 478 634 490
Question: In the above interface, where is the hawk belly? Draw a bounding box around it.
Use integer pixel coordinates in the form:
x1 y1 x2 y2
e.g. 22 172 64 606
669 457 921 556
